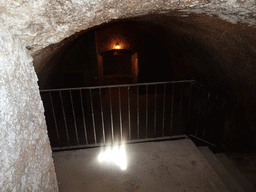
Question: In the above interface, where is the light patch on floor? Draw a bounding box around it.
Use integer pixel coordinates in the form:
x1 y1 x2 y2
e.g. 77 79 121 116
52 139 229 192
98 143 127 170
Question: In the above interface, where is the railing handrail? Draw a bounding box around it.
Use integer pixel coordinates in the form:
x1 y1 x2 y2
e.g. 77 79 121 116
51 135 188 151
41 80 201 150
40 80 196 92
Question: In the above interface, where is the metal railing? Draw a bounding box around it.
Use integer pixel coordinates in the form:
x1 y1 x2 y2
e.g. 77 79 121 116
40 80 195 151
186 84 228 152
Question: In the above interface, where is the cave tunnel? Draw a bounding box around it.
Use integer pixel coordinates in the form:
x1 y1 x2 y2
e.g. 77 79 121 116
33 13 256 152
1 0 256 190
36 20 176 89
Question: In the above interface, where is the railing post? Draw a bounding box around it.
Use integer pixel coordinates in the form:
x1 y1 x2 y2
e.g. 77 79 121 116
59 91 70 146
99 88 105 144
154 84 157 137
170 83 175 136
109 87 114 143
187 82 193 137
162 83 166 137
90 89 97 144
178 83 184 133
128 86 131 140
70 90 79 146
79 89 88 145
187 82 192 124
137 86 139 139
49 92 61 148
146 85 148 138
118 87 123 141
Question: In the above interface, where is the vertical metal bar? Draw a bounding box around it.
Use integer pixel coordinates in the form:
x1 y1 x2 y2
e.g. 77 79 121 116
170 84 175 136
99 88 105 144
128 86 131 140
69 90 79 146
146 85 148 138
49 92 61 148
137 86 139 139
118 87 123 141
205 90 210 140
59 91 70 146
79 89 88 145
178 83 184 132
162 83 166 137
187 82 192 124
154 84 157 137
90 89 97 144
109 87 114 143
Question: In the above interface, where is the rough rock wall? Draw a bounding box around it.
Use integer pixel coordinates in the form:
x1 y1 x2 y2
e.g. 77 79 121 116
0 25 58 191
1 0 255 54
0 2 255 190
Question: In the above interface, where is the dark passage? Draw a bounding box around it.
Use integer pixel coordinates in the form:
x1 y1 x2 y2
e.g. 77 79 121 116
37 16 256 153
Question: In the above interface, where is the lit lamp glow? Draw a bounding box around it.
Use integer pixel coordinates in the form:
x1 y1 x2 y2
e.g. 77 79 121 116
114 43 121 49
98 143 127 170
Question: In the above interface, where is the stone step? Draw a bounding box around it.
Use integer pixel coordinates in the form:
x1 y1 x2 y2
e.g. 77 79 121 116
198 146 245 192
215 153 256 192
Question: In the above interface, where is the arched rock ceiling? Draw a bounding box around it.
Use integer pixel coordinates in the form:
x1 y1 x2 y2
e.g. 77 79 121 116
1 0 256 53
2 0 256 104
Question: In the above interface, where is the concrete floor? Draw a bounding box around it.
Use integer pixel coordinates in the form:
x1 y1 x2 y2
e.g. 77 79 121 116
52 139 229 192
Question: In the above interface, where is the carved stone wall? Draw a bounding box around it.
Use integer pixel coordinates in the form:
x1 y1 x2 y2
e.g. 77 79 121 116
1 0 256 190
0 25 58 191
